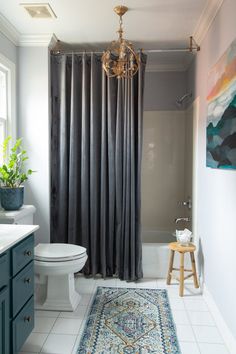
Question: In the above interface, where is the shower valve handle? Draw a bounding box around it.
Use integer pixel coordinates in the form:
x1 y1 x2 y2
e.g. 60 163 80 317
178 197 192 209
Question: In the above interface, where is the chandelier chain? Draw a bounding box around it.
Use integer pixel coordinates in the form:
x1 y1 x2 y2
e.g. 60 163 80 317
118 16 123 41
102 5 140 79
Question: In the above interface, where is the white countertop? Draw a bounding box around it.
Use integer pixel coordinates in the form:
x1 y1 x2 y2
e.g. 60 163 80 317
0 224 39 254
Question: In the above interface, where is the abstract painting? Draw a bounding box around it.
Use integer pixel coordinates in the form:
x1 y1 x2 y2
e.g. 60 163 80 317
206 38 236 169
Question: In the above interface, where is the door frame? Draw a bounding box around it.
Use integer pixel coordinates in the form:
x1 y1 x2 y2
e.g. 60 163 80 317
191 96 203 287
191 96 199 239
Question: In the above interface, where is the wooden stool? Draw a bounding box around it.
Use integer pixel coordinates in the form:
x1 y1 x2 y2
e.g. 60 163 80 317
167 242 199 296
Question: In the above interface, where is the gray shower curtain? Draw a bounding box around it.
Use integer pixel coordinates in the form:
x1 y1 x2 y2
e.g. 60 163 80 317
50 52 146 281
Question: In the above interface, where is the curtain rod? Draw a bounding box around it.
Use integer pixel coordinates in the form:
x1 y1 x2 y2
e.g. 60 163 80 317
51 37 200 55
51 48 195 55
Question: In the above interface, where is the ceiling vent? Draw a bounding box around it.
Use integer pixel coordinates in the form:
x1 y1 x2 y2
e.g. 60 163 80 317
20 3 57 19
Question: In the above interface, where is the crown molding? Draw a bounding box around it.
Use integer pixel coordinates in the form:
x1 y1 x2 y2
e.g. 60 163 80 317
48 33 58 50
0 12 56 47
0 12 20 45
18 34 56 47
193 0 225 44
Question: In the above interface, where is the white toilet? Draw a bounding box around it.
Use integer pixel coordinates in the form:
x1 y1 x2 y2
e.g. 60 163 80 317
34 243 88 311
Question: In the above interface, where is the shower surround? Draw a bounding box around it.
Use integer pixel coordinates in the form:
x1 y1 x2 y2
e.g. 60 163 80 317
141 110 192 277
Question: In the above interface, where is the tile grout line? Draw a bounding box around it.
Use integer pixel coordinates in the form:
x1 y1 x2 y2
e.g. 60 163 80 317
38 330 51 354
71 321 85 354
37 313 59 354
182 295 202 353
187 310 215 319
71 286 95 353
183 294 227 348
36 306 76 353
71 283 97 354
181 295 227 351
27 310 59 353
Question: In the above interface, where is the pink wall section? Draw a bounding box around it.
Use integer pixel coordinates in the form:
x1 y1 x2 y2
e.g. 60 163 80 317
188 0 236 340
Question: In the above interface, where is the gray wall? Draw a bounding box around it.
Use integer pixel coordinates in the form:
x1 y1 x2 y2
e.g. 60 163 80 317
18 47 50 244
144 71 187 111
0 34 50 244
141 110 187 234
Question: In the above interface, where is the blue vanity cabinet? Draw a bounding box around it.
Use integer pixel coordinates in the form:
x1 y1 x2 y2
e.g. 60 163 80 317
11 234 35 354
0 286 10 354
0 281 10 354
0 251 10 354
0 252 9 290
0 233 35 354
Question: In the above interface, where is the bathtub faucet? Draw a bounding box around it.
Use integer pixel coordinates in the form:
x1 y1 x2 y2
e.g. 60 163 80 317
175 217 191 223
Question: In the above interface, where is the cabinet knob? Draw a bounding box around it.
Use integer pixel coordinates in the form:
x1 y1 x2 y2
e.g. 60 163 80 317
24 250 32 256
24 278 31 284
24 316 31 322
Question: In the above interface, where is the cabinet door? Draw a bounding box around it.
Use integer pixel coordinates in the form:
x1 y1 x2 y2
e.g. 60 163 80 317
12 296 34 354
0 286 9 354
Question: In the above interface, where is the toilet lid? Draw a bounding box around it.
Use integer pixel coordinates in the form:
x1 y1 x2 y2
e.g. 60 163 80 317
35 243 87 262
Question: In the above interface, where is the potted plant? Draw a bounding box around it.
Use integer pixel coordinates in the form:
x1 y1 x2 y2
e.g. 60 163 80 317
0 136 34 210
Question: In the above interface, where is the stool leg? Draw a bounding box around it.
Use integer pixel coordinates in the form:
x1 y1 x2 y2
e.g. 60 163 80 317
179 252 184 296
167 250 175 285
190 252 199 288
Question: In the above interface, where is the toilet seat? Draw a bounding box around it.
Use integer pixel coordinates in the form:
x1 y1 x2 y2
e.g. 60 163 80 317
35 243 87 262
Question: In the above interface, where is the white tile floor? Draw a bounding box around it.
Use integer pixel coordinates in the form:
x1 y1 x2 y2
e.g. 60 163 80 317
19 276 230 354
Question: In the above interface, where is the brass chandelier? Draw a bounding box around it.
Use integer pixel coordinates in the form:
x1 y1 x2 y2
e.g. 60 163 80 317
102 5 140 79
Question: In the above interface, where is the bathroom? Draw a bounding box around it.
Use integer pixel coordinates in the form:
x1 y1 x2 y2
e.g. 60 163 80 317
0 1 236 354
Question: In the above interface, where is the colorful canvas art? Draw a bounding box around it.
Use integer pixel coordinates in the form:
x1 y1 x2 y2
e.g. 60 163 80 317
206 38 236 169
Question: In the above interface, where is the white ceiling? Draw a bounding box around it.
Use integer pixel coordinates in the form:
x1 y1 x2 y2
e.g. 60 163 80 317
0 1 221 70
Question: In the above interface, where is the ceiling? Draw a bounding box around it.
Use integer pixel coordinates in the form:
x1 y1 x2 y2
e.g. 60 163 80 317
0 1 221 70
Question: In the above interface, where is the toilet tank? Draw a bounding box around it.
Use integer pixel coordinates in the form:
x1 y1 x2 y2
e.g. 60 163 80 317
0 205 36 225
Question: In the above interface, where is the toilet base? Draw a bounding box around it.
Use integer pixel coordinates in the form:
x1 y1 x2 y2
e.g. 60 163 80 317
35 273 81 311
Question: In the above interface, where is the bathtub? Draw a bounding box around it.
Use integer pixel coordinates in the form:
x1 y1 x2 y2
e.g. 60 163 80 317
142 230 172 278
142 230 191 278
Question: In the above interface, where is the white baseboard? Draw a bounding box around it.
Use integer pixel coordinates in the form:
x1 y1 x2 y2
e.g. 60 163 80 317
203 284 236 354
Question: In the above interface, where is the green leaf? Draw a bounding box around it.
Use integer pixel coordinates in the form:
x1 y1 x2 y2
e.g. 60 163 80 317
11 138 22 152
2 136 11 160
0 136 36 187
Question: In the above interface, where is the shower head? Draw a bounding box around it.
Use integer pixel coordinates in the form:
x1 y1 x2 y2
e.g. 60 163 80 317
176 92 192 107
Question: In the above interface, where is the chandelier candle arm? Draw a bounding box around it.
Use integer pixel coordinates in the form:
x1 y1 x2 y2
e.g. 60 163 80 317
102 5 140 79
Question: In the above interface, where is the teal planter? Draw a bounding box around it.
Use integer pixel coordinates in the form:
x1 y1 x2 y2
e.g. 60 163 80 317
0 187 24 210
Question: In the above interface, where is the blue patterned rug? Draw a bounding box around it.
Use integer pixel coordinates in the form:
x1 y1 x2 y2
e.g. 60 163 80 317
77 287 181 354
